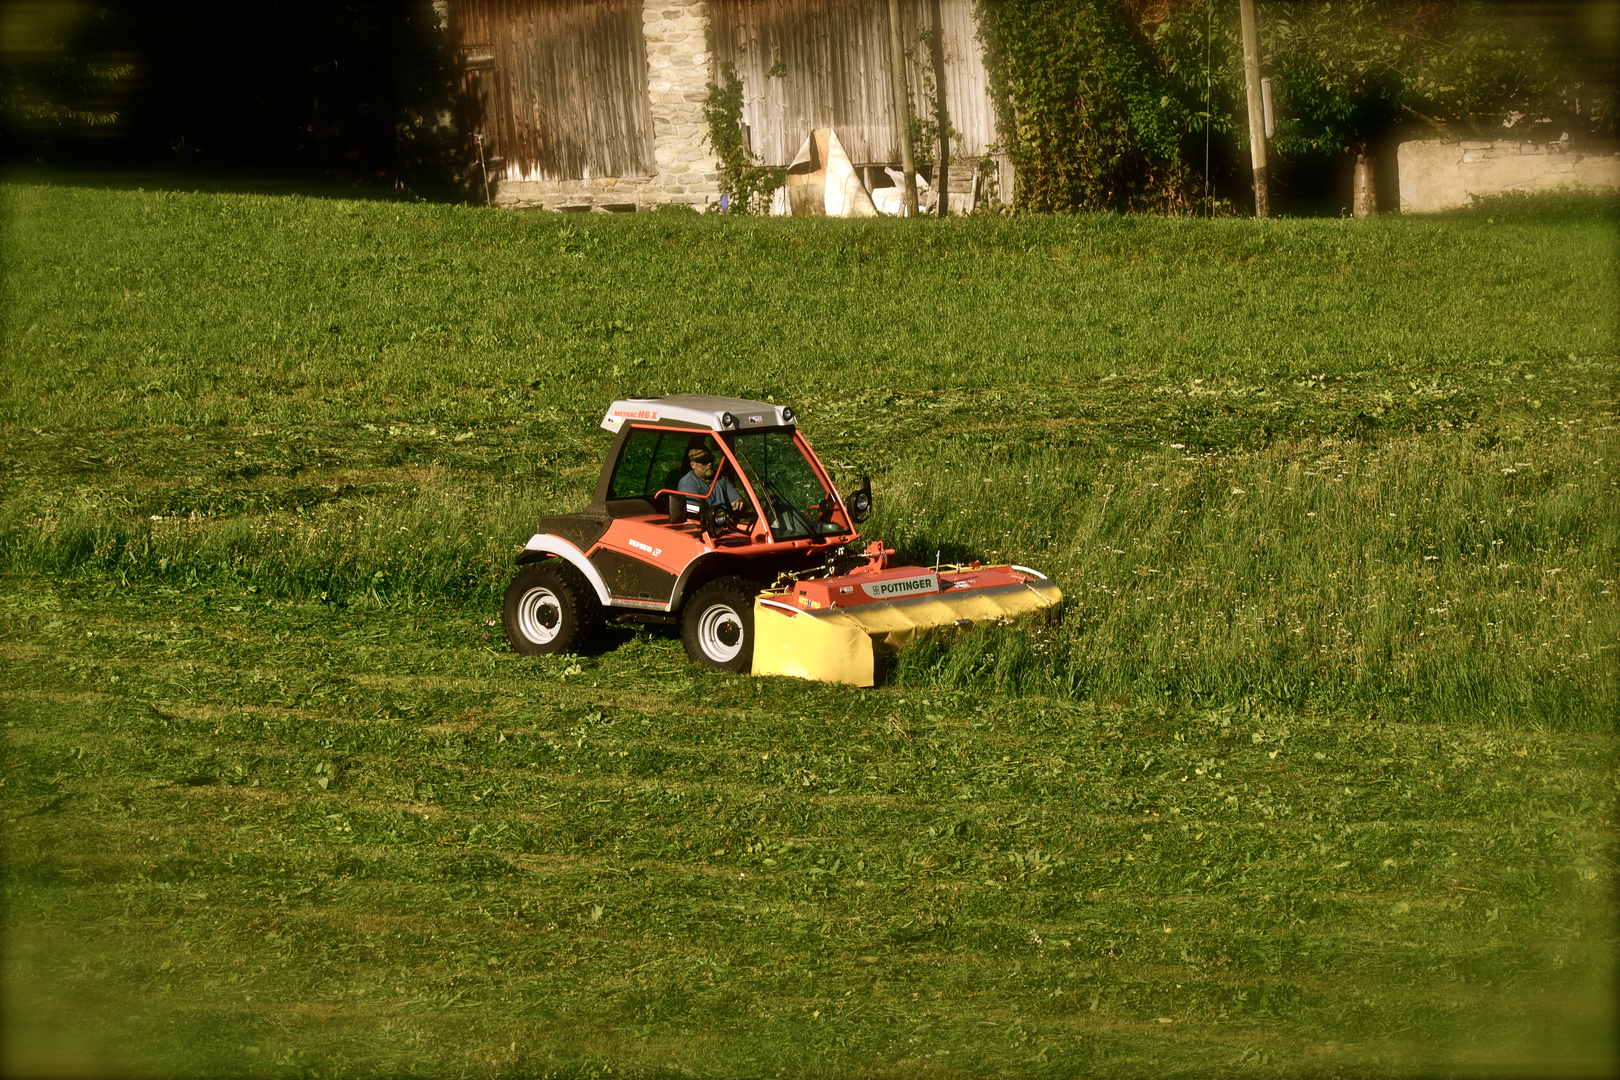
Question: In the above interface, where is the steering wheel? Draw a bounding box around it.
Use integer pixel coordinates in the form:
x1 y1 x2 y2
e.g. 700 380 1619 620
700 500 740 537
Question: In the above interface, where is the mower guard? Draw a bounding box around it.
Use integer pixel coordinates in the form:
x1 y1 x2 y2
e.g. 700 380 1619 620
751 577 1062 687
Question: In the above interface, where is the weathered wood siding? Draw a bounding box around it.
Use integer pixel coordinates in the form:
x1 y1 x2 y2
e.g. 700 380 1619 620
711 0 997 167
454 0 657 181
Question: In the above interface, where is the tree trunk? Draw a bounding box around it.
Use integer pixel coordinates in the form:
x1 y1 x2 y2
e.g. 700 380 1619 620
1239 0 1269 218
886 0 918 217
928 0 949 217
1353 154 1377 217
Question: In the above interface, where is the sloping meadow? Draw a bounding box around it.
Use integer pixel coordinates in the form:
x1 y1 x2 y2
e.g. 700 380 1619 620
1 182 1616 1076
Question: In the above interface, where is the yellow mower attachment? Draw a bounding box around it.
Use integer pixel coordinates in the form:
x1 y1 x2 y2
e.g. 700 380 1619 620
750 551 1062 686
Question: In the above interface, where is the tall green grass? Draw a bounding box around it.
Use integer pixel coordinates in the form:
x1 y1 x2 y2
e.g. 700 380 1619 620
3 423 1611 728
882 428 1616 729
0 477 542 605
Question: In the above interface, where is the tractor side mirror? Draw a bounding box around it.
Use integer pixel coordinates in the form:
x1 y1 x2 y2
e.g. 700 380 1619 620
846 476 872 524
667 491 686 524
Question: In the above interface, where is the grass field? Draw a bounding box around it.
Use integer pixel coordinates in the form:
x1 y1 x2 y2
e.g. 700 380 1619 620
2 181 1616 1078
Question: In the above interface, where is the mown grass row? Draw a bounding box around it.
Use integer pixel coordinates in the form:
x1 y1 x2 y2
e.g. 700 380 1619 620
3 590 1612 1077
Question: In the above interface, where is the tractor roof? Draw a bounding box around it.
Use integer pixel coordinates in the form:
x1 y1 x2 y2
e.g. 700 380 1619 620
600 395 796 434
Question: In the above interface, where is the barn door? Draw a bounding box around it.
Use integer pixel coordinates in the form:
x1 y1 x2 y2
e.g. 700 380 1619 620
453 0 657 183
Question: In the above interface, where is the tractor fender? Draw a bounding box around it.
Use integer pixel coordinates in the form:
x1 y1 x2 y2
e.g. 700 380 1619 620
669 553 717 612
517 534 612 606
670 550 765 612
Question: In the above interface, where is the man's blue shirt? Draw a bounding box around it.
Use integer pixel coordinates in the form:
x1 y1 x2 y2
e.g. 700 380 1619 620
679 469 742 506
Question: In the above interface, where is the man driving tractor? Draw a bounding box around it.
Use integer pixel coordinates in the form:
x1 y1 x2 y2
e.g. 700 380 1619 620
678 444 748 512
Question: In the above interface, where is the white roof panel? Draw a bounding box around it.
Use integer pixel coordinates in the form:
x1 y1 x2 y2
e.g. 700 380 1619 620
600 395 795 434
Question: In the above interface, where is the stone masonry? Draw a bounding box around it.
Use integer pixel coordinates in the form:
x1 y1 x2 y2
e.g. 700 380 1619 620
494 1 722 211
1397 138 1620 214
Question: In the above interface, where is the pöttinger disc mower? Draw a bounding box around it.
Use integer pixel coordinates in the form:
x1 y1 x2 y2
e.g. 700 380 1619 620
503 396 1061 686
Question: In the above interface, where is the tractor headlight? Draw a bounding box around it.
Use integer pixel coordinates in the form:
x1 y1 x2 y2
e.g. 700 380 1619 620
721 411 737 429
781 406 795 423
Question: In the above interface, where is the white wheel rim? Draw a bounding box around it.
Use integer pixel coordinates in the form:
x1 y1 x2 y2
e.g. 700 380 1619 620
516 586 564 645
697 602 744 663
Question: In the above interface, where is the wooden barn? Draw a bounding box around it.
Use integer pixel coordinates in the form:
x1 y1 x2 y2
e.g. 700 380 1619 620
446 0 1004 211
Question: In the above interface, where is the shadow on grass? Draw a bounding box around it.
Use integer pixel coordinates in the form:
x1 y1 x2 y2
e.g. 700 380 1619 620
0 162 466 204
1432 187 1620 221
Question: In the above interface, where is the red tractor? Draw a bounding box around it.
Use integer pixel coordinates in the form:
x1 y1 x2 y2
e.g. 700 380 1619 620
503 396 1059 685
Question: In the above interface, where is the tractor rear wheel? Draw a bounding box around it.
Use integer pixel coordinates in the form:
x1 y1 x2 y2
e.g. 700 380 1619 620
503 563 603 656
681 577 756 672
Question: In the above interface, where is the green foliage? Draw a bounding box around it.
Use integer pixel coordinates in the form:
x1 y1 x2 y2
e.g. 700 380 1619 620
1402 1 1608 138
975 0 1202 213
0 1 132 134
983 0 1620 214
1146 0 1612 165
701 61 785 215
908 27 964 185
1147 0 1242 146
1260 0 1423 157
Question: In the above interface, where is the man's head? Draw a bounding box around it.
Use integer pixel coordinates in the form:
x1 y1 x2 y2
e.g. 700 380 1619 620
687 446 716 482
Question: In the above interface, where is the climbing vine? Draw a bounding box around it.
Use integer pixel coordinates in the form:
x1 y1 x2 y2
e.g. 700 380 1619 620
975 0 1202 213
702 61 785 214
904 27 962 189
973 1 1602 214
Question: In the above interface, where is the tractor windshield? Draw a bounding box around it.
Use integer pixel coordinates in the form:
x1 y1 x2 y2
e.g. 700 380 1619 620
729 430 846 542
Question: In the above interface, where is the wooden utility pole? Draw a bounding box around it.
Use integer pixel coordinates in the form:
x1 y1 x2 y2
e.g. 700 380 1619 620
928 0 950 217
887 0 919 217
1238 0 1269 218
1352 153 1377 216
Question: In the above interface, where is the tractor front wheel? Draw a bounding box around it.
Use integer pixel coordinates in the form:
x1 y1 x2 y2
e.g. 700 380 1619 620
503 563 603 656
682 577 756 672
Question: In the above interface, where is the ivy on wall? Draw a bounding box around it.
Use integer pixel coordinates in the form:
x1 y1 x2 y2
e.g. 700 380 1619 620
975 0 1201 213
702 61 785 214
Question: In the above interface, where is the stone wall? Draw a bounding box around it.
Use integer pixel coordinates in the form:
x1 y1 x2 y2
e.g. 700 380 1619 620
494 0 722 211
1397 139 1620 214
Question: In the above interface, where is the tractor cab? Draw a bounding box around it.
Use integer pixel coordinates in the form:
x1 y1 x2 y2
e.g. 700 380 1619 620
504 395 874 671
594 395 862 546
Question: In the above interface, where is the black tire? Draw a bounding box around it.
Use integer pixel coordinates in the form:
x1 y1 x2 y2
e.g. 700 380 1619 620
681 577 757 672
503 563 603 656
